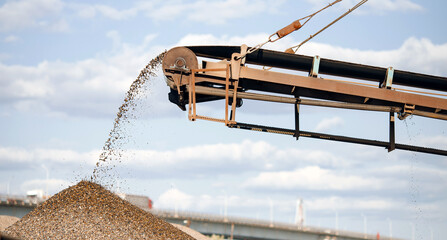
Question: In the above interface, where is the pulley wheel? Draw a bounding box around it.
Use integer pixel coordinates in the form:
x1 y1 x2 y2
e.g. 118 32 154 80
163 47 198 75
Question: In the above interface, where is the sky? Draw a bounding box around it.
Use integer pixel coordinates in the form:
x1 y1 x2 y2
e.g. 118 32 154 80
1 0 447 239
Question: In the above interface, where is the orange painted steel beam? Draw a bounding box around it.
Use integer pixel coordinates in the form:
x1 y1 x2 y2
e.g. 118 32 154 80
239 67 447 111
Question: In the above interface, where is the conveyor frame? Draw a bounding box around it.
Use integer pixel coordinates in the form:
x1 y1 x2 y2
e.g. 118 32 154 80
162 45 447 156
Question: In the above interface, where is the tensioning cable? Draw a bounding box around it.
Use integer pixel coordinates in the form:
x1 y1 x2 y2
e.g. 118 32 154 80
286 0 369 53
237 0 343 60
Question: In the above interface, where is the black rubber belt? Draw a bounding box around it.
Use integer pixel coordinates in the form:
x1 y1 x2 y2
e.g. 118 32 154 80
186 46 447 92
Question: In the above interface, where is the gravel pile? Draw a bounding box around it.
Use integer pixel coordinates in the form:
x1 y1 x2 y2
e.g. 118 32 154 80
0 216 19 231
170 224 209 240
3 181 194 240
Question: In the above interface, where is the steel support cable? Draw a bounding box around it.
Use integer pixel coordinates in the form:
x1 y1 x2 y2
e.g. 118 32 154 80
287 0 368 53
237 0 343 60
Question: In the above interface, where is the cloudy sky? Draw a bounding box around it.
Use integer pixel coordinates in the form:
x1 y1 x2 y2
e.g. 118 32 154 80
1 0 447 239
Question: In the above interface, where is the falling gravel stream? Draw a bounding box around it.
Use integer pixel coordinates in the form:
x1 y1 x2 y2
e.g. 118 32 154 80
91 51 166 185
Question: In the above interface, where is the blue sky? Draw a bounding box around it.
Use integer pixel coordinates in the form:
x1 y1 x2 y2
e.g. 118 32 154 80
1 0 447 239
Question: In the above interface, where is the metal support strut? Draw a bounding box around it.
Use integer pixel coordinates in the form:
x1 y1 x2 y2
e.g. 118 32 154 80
294 99 300 140
389 111 395 152
229 122 447 156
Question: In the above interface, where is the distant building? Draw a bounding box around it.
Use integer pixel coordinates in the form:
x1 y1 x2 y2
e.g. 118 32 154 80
116 193 153 210
26 189 46 204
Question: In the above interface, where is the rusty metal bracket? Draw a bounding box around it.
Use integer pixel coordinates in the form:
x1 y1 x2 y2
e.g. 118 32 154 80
309 55 320 77
380 67 394 89
231 53 242 81
398 104 415 120
240 44 248 65
188 67 230 124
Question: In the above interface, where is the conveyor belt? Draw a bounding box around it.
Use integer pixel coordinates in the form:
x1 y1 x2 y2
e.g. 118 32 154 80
186 46 447 92
163 46 447 156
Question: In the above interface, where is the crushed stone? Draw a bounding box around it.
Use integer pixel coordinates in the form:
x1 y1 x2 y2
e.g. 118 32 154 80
3 181 194 240
0 215 19 231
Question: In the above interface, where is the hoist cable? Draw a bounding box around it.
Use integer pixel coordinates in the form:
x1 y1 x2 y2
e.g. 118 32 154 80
286 0 368 53
237 0 343 60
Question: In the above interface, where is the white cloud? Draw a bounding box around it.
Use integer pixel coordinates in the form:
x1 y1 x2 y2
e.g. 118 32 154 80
127 140 351 175
106 30 122 50
307 196 398 211
306 0 423 13
73 0 284 25
243 166 403 191
364 0 423 12
21 178 71 195
3 35 20 43
372 164 447 190
2 142 445 224
0 146 99 166
181 0 284 25
154 188 404 216
75 4 95 18
315 116 344 132
177 33 273 47
0 0 65 32
417 135 447 149
73 3 138 20
307 196 443 219
155 188 194 210
94 5 138 20
155 187 265 213
37 18 68 32
0 140 349 175
0 32 163 118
